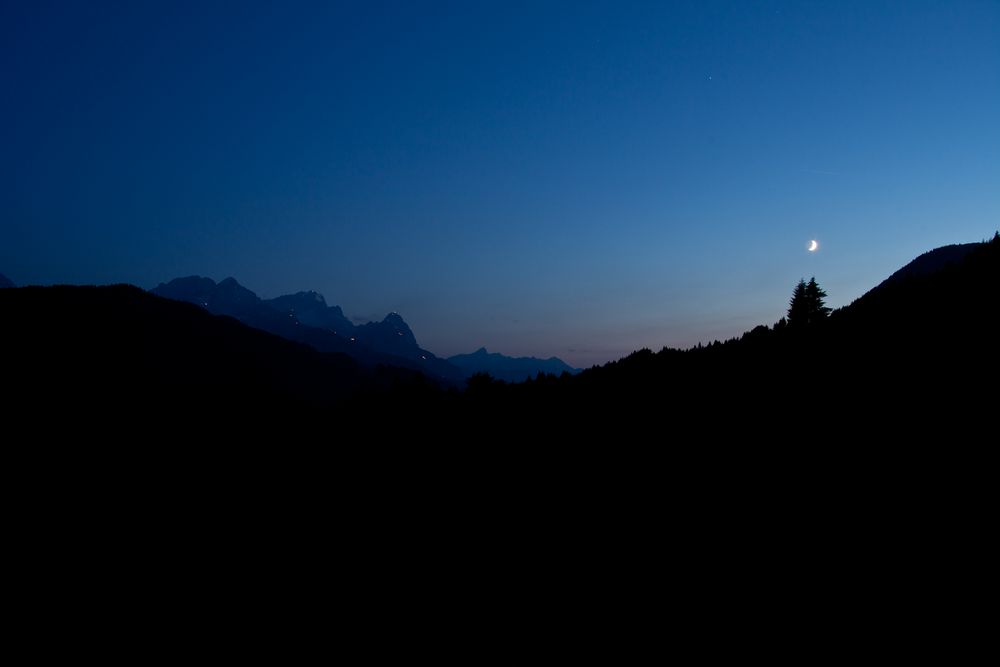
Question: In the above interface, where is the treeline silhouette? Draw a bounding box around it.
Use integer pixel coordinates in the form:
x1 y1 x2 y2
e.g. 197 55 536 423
447 233 1000 439
2 234 997 441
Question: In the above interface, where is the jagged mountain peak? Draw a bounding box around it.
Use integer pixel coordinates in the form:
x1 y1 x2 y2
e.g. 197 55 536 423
265 291 332 313
208 277 260 309
152 276 218 306
356 312 418 350
264 290 350 331
273 290 328 308
382 312 411 329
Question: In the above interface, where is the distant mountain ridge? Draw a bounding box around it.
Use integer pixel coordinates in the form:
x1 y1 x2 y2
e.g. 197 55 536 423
448 347 580 383
151 276 463 383
0 273 15 288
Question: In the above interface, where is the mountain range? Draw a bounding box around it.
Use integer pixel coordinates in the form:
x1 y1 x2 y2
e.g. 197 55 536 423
0 273 15 289
151 276 465 383
150 276 578 383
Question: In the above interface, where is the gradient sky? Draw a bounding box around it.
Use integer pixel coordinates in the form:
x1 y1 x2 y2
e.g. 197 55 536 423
3 1 998 367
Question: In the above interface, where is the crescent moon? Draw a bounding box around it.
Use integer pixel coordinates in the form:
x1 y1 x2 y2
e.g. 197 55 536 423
808 240 818 252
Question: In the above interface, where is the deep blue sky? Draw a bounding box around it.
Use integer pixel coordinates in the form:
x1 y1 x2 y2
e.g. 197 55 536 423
3 1 997 366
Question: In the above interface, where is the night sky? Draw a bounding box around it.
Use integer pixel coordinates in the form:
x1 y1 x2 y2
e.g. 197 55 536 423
3 2 998 367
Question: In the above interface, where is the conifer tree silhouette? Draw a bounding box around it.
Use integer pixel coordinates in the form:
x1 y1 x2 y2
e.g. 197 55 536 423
805 277 831 323
787 279 809 328
788 277 830 327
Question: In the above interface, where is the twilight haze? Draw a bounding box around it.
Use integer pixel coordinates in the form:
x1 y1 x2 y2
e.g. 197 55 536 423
2 2 997 367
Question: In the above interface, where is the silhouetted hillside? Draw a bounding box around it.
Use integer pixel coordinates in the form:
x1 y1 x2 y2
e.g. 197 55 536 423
0 273 15 288
458 235 1000 437
0 285 440 432
448 347 579 382
875 243 979 288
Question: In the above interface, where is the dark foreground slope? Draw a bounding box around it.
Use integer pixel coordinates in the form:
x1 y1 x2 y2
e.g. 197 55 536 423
460 235 1000 437
876 242 979 287
0 285 435 433
2 245 994 639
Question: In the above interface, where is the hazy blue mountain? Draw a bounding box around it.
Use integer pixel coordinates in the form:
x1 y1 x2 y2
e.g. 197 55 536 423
0 273 15 289
211 276 263 315
154 276 349 349
152 276 464 383
352 312 463 380
264 291 353 333
151 275 263 316
355 313 418 356
150 275 217 304
448 347 580 383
